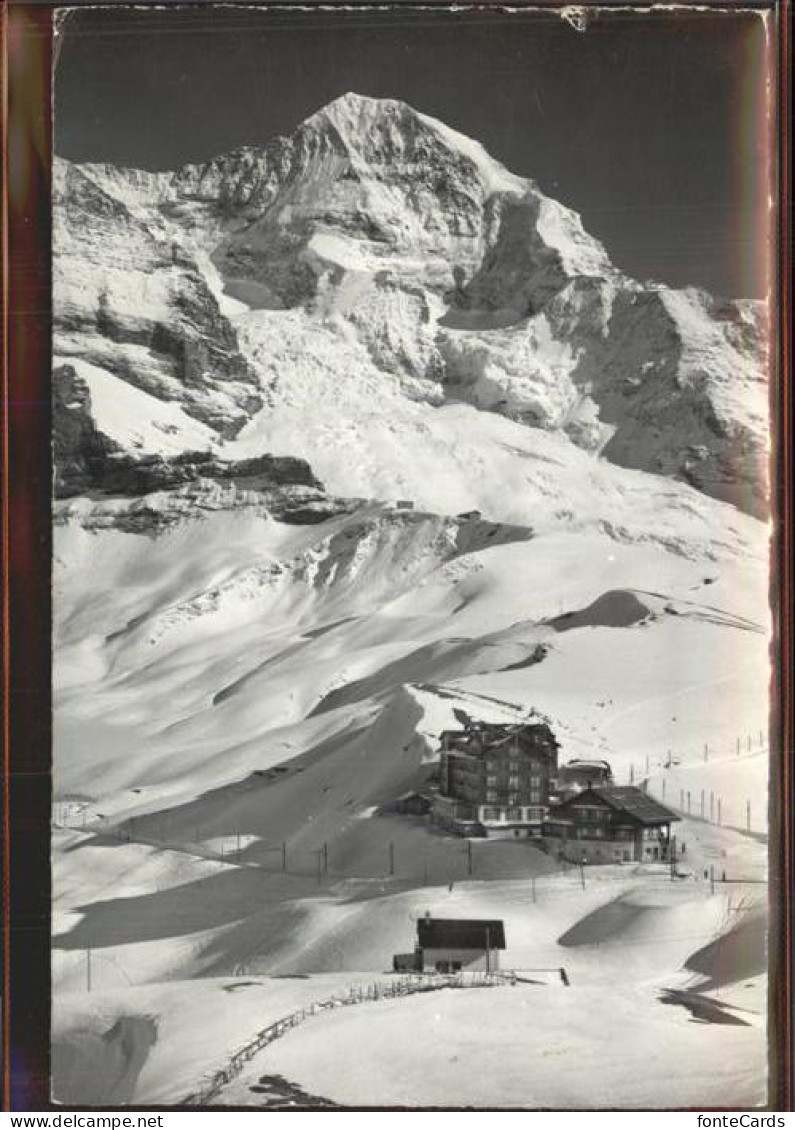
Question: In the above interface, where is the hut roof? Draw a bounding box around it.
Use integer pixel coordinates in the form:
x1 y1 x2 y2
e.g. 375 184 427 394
417 917 506 950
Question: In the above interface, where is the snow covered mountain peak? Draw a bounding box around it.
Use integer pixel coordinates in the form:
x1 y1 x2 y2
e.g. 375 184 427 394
301 91 526 196
53 93 769 522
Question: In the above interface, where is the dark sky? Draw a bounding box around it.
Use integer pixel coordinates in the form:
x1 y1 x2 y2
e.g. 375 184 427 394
54 5 772 298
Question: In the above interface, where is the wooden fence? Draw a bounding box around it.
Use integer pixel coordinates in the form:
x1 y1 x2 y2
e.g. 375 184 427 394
182 970 514 1106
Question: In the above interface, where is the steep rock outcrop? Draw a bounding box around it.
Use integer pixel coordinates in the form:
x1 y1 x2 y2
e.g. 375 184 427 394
54 161 263 437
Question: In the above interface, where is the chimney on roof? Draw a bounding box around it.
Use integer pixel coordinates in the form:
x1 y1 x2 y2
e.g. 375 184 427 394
424 910 431 921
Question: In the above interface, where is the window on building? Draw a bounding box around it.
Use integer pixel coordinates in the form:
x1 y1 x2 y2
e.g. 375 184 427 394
486 789 497 802
486 775 497 786
509 775 519 787
482 806 502 821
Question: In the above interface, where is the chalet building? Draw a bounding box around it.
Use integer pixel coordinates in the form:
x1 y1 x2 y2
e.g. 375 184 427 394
431 719 559 838
556 758 613 796
393 915 506 974
543 785 680 864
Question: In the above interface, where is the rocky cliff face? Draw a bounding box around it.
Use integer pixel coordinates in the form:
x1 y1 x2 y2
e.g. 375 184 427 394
53 91 769 521
54 161 263 438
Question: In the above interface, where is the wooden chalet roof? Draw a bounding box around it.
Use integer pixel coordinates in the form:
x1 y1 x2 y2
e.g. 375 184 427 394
565 785 680 825
417 917 506 950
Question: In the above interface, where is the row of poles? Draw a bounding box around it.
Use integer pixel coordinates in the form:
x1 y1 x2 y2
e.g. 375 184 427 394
56 810 489 883
656 781 754 835
626 729 766 786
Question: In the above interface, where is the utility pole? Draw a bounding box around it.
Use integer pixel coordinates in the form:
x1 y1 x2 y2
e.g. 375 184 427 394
717 798 722 826
736 737 740 756
389 841 395 877
580 860 586 890
746 800 751 833
710 865 715 895
282 841 287 872
467 840 473 877
704 743 708 762
710 791 714 823
687 790 691 815
662 779 666 801
645 754 649 775
323 841 329 877
531 876 536 903
630 764 635 785
486 926 491 974
86 946 92 993
669 835 676 881
680 788 684 811
700 790 704 819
